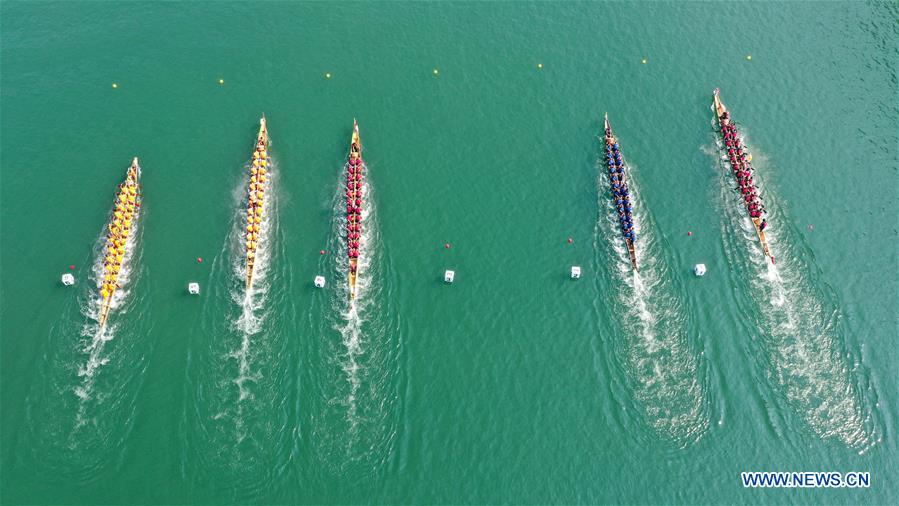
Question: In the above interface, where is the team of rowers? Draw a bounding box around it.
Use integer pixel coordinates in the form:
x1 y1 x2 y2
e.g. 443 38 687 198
719 112 767 231
245 139 268 268
605 138 636 243
99 165 140 300
345 150 365 269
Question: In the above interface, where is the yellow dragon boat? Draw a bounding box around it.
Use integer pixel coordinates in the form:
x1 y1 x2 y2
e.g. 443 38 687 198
713 88 773 264
245 115 269 290
345 119 365 299
97 157 141 327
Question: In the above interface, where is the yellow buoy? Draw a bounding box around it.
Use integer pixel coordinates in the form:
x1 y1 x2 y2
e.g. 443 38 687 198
746 55 752 61
641 59 648 64
433 68 439 75
325 72 332 79
112 83 118 89
537 63 543 69
219 78 224 84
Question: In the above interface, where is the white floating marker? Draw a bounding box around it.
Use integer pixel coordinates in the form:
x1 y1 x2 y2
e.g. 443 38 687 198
188 282 200 294
693 264 707 277
570 266 581 279
444 270 455 283
314 276 326 288
61 273 75 286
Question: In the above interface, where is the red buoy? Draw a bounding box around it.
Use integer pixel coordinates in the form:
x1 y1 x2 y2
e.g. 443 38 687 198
687 231 693 236
197 257 203 263
320 250 326 255
69 264 75 270
567 237 573 244
444 243 451 249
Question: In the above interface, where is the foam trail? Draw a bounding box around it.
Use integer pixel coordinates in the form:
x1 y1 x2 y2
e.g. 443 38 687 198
182 157 291 500
227 157 278 435
309 176 399 475
74 208 143 413
596 163 708 445
333 180 377 432
708 128 873 451
17 214 150 484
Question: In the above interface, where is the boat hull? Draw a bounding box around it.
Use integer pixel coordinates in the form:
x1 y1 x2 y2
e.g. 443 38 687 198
603 115 639 272
345 120 364 301
245 117 269 291
713 89 773 264
97 157 141 328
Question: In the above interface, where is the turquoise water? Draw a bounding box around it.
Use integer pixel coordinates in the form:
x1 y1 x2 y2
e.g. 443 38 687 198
1 1 896 504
